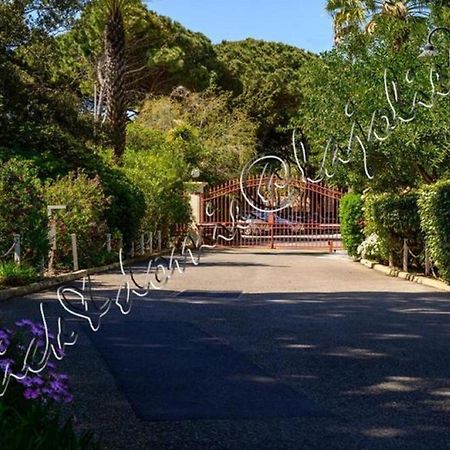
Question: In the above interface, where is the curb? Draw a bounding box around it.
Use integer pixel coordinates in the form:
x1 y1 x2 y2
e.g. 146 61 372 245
0 253 163 302
360 258 450 292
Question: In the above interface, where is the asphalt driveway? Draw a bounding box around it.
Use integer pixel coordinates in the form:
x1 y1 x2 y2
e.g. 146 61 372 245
1 249 449 449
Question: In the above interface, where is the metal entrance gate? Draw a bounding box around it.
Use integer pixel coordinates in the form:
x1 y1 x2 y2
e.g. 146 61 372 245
199 176 344 250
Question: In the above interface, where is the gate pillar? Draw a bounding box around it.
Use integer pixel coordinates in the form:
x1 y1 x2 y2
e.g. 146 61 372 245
188 182 208 225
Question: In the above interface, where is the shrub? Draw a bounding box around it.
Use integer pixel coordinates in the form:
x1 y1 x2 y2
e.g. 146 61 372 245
0 158 48 265
44 171 111 269
98 164 145 246
418 180 450 283
0 263 39 287
122 148 191 238
0 404 101 450
364 191 424 266
357 233 383 261
0 321 101 449
339 193 364 257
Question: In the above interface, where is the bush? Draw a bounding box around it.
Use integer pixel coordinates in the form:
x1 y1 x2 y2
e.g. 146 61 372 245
357 233 383 261
44 171 111 269
0 263 39 287
0 404 101 450
98 164 145 246
0 320 101 449
339 193 364 257
418 180 450 283
122 148 191 238
364 191 424 266
0 158 48 265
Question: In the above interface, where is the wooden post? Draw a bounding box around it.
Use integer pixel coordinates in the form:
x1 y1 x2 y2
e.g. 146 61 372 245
140 233 145 256
13 234 20 264
389 252 394 268
48 221 57 274
403 239 408 272
106 233 112 253
71 234 79 272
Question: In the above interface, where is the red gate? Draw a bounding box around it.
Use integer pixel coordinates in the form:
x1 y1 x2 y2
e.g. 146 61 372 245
199 176 344 250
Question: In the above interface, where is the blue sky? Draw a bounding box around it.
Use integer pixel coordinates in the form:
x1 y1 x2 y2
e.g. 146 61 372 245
148 0 334 53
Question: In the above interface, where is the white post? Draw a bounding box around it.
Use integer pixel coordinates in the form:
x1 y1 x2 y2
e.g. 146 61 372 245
149 232 153 255
71 233 79 272
403 239 408 273
47 205 67 274
48 222 57 274
106 233 112 253
140 233 145 256
158 231 162 252
13 234 20 265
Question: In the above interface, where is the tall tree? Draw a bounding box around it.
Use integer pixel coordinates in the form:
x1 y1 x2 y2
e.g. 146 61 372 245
326 1 430 44
326 0 368 45
104 0 127 161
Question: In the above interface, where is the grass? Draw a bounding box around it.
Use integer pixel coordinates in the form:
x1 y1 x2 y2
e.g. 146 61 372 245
0 262 39 287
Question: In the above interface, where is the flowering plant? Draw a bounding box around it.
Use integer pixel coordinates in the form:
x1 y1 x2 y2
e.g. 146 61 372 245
357 233 382 261
0 319 72 405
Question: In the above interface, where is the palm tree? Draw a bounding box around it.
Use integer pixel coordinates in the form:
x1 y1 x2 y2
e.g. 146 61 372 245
326 0 368 45
326 1 430 44
104 0 127 162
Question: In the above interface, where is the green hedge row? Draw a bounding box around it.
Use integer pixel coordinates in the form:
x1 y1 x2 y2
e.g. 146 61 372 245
340 182 450 283
364 191 424 267
339 193 364 257
418 180 450 283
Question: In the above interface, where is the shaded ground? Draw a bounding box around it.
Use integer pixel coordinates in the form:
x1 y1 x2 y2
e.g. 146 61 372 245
1 249 450 449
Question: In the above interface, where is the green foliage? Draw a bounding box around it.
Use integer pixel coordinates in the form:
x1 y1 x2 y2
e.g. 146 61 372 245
0 263 39 287
122 143 191 236
98 164 145 244
136 92 257 183
364 191 423 265
296 18 450 190
0 401 101 450
0 158 48 264
44 171 111 269
339 193 364 257
215 39 312 148
418 179 450 283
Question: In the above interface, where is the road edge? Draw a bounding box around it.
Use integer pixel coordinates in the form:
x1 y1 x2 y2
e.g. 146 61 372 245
359 258 450 292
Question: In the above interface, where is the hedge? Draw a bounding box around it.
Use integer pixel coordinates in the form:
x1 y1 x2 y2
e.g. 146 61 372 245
0 158 48 264
364 191 424 266
418 180 450 283
339 193 364 257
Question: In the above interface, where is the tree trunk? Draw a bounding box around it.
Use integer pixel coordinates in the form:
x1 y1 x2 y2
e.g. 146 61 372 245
105 1 126 163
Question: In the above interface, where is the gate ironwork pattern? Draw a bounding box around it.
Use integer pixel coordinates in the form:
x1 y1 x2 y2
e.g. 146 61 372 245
199 176 344 250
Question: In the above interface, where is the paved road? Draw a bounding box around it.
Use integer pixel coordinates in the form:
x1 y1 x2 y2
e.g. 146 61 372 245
1 249 450 450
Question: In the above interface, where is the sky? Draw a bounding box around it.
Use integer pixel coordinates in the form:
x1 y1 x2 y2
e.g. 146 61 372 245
148 0 334 53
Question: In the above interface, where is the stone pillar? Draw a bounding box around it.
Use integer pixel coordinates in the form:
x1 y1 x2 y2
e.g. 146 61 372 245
188 182 208 225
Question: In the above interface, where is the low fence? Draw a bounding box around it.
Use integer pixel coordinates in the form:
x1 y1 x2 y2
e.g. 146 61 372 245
0 227 183 275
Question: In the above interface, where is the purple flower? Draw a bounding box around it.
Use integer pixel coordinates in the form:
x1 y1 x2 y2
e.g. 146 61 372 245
0 329 11 354
24 388 41 400
0 358 13 371
15 319 34 328
30 375 44 386
18 377 34 388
